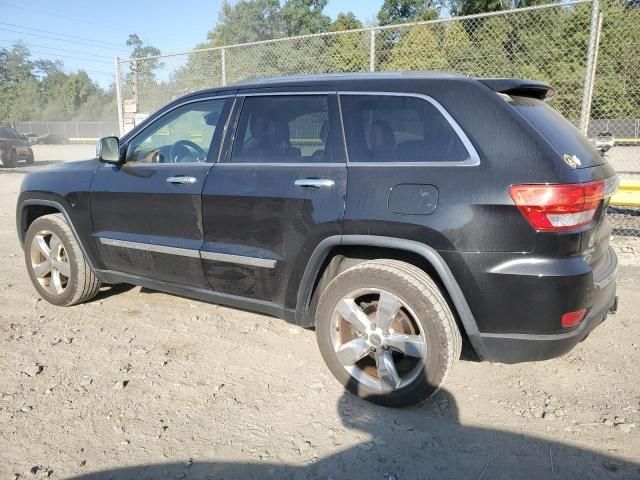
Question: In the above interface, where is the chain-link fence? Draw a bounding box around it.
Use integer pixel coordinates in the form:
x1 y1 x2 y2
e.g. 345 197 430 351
113 0 639 236
15 121 119 143
115 0 599 124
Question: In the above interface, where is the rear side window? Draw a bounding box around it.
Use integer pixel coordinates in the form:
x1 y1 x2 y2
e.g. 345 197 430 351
340 95 470 163
508 95 604 168
231 95 331 163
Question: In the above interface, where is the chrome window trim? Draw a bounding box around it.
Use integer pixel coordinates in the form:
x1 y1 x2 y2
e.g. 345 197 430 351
237 91 335 97
338 91 481 167
98 237 277 268
200 251 276 269
122 95 235 167
215 162 343 168
98 237 201 258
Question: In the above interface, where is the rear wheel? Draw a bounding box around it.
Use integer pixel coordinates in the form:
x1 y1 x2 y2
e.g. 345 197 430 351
315 259 461 407
24 214 100 306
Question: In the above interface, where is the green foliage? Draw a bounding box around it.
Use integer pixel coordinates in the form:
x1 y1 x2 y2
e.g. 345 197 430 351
330 12 363 31
205 0 330 47
0 42 115 122
382 25 447 70
377 0 440 25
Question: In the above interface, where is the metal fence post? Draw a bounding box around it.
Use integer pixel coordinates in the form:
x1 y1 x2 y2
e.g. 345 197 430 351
369 28 376 72
114 57 124 136
221 47 227 86
578 0 600 136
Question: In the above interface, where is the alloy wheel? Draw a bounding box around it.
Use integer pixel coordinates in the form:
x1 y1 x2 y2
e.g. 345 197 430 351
29 230 71 296
330 288 427 392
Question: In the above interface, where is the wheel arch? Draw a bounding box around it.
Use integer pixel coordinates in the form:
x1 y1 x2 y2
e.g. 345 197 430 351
295 235 489 360
17 199 98 273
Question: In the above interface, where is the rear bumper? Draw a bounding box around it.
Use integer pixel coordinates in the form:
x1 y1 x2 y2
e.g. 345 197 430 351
476 248 618 363
479 290 616 363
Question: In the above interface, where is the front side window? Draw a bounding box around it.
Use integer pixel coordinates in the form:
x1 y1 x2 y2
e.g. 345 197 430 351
0 127 17 139
340 95 470 163
231 95 331 163
126 98 229 164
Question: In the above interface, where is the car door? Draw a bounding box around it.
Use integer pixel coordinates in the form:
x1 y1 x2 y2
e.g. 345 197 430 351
90 95 234 288
14 131 30 156
200 92 347 315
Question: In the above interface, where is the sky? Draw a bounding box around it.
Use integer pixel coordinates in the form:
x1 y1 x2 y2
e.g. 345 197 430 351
0 0 383 87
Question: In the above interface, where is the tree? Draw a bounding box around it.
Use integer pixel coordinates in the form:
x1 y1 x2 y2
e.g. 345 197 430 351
330 12 363 32
280 0 331 36
0 42 116 122
328 12 367 72
377 0 439 26
383 25 446 70
448 0 549 16
126 34 162 111
207 0 281 46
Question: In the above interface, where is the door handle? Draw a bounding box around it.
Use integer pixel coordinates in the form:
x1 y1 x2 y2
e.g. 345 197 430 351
294 178 335 188
166 176 197 185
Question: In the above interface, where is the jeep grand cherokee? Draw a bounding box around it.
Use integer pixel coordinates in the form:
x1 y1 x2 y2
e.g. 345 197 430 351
16 72 619 407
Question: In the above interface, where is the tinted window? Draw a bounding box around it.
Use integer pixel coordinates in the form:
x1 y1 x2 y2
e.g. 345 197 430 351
509 95 604 168
340 95 469 163
231 95 331 163
0 127 16 139
126 98 229 164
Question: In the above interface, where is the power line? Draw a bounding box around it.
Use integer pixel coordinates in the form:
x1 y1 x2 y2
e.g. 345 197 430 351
27 49 113 65
0 27 128 53
0 22 130 50
0 39 114 59
0 1 195 47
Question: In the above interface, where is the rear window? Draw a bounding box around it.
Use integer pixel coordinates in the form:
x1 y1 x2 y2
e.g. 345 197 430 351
340 95 470 163
508 96 605 168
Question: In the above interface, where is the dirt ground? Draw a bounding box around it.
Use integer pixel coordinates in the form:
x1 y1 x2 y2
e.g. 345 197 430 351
1 148 639 480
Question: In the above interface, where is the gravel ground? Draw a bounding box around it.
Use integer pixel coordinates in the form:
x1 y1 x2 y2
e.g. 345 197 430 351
0 148 639 480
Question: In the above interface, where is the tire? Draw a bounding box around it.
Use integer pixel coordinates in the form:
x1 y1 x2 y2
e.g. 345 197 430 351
26 149 34 164
24 213 100 306
5 150 17 168
316 259 461 407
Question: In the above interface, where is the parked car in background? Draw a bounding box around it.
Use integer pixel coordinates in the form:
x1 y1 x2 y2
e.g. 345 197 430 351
0 126 34 167
23 133 43 145
16 72 619 407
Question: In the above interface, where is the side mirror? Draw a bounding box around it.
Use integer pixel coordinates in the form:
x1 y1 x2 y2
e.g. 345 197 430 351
96 136 122 164
594 132 614 156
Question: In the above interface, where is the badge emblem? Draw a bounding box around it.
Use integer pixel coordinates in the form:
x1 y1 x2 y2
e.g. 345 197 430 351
563 154 582 169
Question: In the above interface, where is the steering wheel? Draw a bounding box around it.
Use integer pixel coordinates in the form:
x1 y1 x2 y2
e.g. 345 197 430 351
168 140 206 163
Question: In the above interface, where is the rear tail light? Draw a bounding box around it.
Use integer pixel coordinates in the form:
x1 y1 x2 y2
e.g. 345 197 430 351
561 309 587 328
509 180 605 231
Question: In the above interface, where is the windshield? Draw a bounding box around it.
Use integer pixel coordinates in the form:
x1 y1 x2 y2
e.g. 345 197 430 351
508 95 605 168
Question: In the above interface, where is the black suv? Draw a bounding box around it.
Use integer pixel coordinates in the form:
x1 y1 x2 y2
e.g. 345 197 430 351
16 72 619 407
0 125 34 167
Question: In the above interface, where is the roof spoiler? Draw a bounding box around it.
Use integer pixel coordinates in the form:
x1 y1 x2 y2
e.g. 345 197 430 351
477 78 555 100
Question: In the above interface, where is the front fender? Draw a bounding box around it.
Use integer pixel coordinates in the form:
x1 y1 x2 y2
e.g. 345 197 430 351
16 159 102 270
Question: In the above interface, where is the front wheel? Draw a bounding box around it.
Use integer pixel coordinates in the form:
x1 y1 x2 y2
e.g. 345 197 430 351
315 259 461 407
26 149 35 164
4 150 17 168
24 214 100 306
